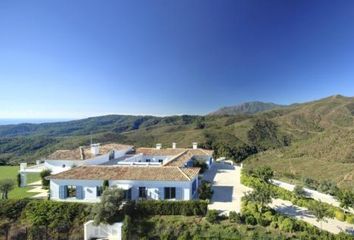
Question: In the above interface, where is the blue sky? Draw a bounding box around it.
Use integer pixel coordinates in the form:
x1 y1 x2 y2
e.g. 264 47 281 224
0 0 353 118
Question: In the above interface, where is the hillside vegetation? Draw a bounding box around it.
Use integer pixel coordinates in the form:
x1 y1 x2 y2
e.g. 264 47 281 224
209 101 285 115
0 95 353 188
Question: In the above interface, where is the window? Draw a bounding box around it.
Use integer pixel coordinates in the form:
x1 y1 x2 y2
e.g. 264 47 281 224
62 164 66 168
97 186 104 197
123 189 132 200
146 159 151 162
67 185 76 198
158 159 163 163
164 187 176 199
139 187 147 198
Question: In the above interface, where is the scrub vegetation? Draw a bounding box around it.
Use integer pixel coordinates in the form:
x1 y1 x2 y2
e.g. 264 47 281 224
0 95 353 188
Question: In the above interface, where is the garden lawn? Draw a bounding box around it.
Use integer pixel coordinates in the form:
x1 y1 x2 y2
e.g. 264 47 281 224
0 166 40 199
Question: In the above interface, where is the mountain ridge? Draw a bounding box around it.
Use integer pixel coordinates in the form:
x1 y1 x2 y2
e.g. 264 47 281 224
0 95 353 188
208 101 286 116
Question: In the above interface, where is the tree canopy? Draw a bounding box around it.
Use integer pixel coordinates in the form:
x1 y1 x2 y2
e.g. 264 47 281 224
91 187 125 225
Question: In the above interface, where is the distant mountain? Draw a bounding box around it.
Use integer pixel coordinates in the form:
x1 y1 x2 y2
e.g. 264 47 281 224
0 95 353 189
209 101 285 115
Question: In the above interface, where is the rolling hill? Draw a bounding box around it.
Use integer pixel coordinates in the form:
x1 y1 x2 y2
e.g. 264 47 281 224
0 95 353 188
209 101 285 115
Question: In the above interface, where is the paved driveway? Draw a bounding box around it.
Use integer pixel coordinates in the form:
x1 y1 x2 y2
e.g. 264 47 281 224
270 198 354 235
272 179 354 214
204 162 251 215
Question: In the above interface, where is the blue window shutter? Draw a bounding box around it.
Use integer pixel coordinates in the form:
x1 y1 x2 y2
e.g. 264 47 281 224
59 185 67 199
76 186 84 199
63 185 68 198
59 186 64 199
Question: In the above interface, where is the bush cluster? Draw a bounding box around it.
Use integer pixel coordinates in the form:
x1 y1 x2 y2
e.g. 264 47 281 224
0 199 31 221
240 201 353 239
128 200 208 217
241 169 354 222
205 210 219 223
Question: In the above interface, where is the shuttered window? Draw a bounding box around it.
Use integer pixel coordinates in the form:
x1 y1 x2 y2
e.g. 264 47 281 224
164 187 176 199
97 186 104 197
139 187 147 198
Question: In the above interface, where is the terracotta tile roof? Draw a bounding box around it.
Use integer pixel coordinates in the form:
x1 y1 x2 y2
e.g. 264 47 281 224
47 143 133 160
164 151 194 167
164 149 214 167
135 148 186 156
48 165 200 182
187 149 214 156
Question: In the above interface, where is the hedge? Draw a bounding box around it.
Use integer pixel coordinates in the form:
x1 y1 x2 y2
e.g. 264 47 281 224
0 199 31 221
23 200 89 229
128 200 208 217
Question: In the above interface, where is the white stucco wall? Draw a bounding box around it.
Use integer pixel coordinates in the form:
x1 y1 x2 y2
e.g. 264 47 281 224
45 160 84 174
84 220 122 240
83 154 110 165
114 148 132 159
50 177 198 202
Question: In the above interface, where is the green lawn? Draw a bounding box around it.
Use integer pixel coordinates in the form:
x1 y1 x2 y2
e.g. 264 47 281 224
0 166 41 199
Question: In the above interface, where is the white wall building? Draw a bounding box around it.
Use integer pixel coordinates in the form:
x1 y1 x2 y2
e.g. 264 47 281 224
40 142 213 202
48 165 199 202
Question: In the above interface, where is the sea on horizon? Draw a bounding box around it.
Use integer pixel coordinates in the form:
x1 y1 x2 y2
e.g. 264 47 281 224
0 119 72 125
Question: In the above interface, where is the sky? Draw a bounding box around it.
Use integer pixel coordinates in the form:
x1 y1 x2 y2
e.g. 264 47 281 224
0 0 354 119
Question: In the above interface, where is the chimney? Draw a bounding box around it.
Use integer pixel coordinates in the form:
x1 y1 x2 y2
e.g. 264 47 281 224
91 143 100 156
79 146 85 160
156 143 162 150
172 142 176 149
192 142 198 149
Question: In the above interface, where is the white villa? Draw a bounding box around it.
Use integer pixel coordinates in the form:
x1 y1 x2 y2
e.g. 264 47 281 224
21 142 213 202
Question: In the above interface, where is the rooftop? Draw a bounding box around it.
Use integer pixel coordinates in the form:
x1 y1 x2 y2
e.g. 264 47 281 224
48 165 200 181
47 143 133 161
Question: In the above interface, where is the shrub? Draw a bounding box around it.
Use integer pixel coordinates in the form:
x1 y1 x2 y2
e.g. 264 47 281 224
257 217 271 227
40 169 52 189
270 221 278 229
17 173 21 187
279 218 294 232
91 187 125 225
346 215 354 224
335 210 346 221
103 180 109 190
122 215 131 240
198 180 213 200
245 215 257 225
0 179 15 199
23 200 88 229
252 166 274 184
229 211 242 223
206 210 219 223
293 185 307 198
132 200 208 216
0 199 31 221
263 211 274 221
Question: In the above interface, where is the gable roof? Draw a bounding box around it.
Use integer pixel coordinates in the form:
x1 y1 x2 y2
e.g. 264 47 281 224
48 165 200 182
47 143 133 161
